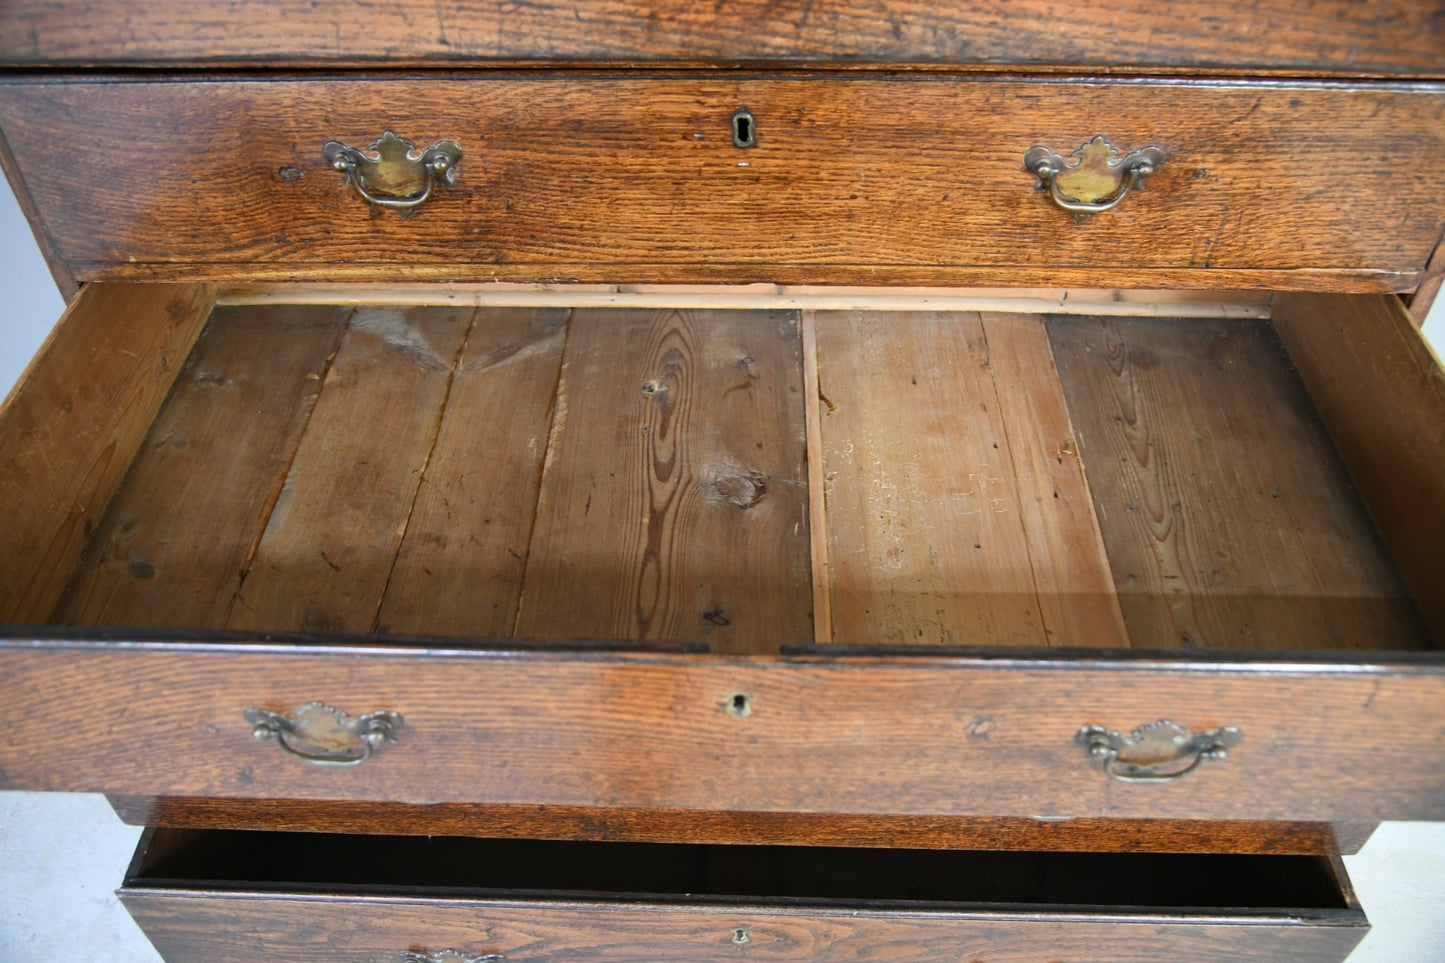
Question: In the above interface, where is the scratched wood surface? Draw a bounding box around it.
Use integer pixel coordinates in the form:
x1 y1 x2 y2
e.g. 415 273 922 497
376 307 567 638
227 305 475 634
515 308 812 652
3 78 1443 290
814 311 1124 647
4 643 1445 821
978 312 1131 648
0 283 213 624
2 0 1439 75
54 305 351 629
122 888 1366 963
1273 294 1445 644
1049 316 1430 651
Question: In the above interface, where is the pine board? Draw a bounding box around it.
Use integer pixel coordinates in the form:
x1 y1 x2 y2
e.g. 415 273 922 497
376 307 568 638
515 308 811 652
56 304 350 628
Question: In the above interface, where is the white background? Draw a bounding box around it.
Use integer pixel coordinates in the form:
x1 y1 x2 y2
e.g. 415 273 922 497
2 175 1444 961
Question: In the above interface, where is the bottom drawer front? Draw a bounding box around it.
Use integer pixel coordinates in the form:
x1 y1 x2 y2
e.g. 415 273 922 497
121 831 1367 963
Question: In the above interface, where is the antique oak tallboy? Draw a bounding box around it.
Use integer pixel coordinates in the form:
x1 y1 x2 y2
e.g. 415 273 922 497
2 3 1444 961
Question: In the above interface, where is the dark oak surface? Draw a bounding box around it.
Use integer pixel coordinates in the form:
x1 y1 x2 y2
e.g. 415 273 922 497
2 77 1443 289
105 796 1381 856
1 0 1440 76
122 892 1367 963
2 643 1442 823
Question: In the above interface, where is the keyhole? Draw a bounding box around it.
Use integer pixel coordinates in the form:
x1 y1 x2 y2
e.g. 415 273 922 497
731 109 756 148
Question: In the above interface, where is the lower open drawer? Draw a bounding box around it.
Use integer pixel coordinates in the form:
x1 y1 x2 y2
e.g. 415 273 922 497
120 829 1368 963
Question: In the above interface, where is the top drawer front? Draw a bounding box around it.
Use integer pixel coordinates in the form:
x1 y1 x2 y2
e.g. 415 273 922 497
2 76 1443 289
1 1 1441 75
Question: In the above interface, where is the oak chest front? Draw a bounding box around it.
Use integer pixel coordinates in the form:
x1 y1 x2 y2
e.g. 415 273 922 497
2 3 1443 960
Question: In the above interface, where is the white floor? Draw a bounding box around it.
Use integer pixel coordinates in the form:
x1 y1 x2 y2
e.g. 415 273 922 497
4 142 1445 963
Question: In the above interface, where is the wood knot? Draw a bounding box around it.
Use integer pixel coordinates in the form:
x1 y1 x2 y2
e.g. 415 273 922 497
711 468 768 509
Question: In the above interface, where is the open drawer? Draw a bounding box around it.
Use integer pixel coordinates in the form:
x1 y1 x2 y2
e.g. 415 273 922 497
0 283 1441 825
119 827 1369 962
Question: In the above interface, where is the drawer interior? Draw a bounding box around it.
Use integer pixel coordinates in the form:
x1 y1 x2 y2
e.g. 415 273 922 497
10 289 1441 654
127 828 1355 913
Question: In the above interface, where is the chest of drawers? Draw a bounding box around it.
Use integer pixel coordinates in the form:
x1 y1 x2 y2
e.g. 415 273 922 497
2 3 1443 960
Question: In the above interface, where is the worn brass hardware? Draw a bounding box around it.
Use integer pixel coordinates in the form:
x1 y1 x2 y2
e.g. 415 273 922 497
1025 136 1164 216
1077 720 1240 783
398 952 504 963
323 130 462 215
244 701 403 766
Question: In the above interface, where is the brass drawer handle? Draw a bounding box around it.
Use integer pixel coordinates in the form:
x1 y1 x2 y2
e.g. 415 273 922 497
323 129 462 215
1025 135 1164 215
399 953 503 963
244 701 403 767
1077 720 1240 784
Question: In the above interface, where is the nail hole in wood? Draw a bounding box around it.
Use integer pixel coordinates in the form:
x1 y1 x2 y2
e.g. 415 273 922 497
731 109 756 148
728 692 752 717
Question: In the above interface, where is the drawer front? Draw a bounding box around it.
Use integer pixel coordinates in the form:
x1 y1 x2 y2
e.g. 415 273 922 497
119 830 1366 963
122 893 1364 963
2 76 1443 289
3 643 1442 823
1 0 1440 75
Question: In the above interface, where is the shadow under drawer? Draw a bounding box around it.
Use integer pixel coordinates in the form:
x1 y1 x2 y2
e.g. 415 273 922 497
120 829 1368 962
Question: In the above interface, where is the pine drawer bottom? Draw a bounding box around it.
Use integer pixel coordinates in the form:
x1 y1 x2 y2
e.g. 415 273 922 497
120 829 1368 962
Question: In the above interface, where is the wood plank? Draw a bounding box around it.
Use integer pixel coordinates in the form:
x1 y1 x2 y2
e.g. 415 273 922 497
815 311 1044 646
219 282 1275 318
376 307 567 638
226 305 474 634
1049 316 1429 651
5 78 1442 284
800 311 832 644
3 0 1439 76
0 282 213 623
515 309 811 652
1273 293 1445 644
979 312 1130 647
55 305 351 629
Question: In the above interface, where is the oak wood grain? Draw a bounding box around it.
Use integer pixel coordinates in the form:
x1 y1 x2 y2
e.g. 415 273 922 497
2 0 1439 75
103 795 1381 855
1050 316 1430 651
226 305 474 634
376 307 567 638
120 888 1366 963
0 282 213 623
54 305 350 628
979 312 1130 648
3 77 1442 286
1272 294 1445 644
77 260 1426 294
515 309 811 652
3 643 1442 823
815 311 1046 646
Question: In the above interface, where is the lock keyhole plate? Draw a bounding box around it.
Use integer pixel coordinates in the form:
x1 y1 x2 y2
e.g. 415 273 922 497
732 109 756 148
